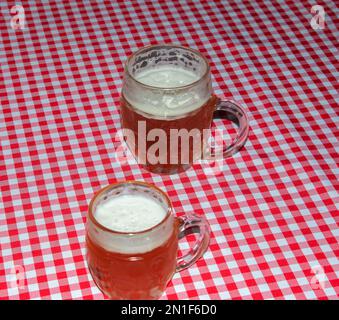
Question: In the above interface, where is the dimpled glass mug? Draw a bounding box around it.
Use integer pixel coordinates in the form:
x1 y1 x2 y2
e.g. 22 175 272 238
120 44 249 174
86 181 210 300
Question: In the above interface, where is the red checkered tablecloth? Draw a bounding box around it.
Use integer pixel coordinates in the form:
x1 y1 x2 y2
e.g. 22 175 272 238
0 0 338 300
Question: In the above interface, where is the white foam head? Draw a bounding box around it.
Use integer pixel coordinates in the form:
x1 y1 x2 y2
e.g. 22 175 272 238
135 66 199 88
87 189 174 254
94 194 167 233
122 46 212 118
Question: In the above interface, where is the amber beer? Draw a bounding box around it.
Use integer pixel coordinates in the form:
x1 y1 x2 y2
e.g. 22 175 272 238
120 45 249 174
86 181 210 300
86 223 179 300
120 96 218 174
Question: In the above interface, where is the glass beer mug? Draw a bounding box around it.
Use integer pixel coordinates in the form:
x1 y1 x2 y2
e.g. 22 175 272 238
120 44 249 174
86 181 210 300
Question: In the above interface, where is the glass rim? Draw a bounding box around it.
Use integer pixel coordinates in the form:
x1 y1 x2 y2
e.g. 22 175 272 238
87 181 173 236
124 44 211 91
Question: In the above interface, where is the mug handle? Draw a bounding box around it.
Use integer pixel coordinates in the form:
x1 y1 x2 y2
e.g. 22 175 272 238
176 214 210 272
205 98 249 159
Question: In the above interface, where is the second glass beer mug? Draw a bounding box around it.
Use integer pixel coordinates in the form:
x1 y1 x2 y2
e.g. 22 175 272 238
86 181 210 300
120 44 249 174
